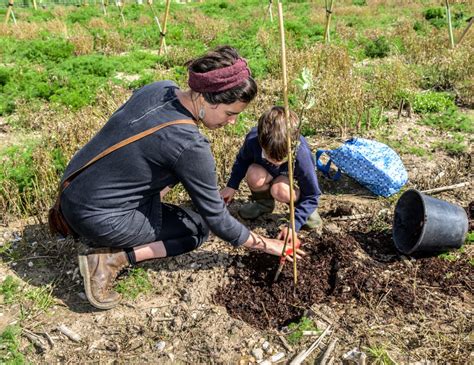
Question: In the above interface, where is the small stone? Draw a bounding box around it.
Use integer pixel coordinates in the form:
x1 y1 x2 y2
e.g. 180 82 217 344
251 348 264 361
27 261 33 267
77 292 87 300
155 340 166 352
150 308 159 315
262 341 270 352
172 317 183 329
270 352 285 362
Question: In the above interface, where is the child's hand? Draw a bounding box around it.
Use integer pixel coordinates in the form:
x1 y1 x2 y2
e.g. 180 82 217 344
220 187 236 205
277 227 301 248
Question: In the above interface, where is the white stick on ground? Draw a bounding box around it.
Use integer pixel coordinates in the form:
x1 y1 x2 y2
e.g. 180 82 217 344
289 325 331 365
420 181 470 194
57 325 81 342
320 339 338 365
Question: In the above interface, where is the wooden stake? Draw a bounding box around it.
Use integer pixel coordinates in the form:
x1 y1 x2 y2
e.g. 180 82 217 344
277 1 298 286
4 0 16 25
159 0 171 55
267 0 273 22
457 16 473 45
101 0 107 15
32 0 37 11
148 0 166 49
117 0 125 25
445 0 454 48
324 0 334 44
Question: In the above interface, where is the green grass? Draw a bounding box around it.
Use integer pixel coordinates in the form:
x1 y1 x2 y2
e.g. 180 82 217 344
115 268 153 300
24 285 55 314
438 246 466 262
0 275 55 322
466 232 474 243
412 92 456 115
421 109 473 133
0 275 21 304
364 344 396 365
0 142 38 194
286 316 320 345
0 325 25 365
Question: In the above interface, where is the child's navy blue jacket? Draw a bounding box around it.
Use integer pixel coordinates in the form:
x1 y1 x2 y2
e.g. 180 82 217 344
227 128 321 231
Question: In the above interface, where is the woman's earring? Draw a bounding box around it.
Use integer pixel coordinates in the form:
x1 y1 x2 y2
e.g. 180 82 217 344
198 107 205 120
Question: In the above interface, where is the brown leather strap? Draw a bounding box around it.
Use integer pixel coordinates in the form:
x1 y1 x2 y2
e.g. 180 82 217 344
60 119 196 192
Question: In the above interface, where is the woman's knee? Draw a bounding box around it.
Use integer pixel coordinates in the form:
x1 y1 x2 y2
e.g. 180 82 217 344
245 164 272 189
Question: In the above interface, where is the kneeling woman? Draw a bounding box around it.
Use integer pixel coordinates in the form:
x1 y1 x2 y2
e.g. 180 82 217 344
58 46 304 310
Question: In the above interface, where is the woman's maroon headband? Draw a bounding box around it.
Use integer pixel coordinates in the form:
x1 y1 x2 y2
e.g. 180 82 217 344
188 57 251 93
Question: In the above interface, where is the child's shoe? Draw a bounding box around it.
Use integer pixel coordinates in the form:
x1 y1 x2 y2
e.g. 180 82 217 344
302 210 323 230
239 190 275 219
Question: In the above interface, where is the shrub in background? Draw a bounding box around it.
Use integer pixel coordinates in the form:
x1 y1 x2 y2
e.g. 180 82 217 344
302 45 366 135
364 36 390 58
412 91 455 114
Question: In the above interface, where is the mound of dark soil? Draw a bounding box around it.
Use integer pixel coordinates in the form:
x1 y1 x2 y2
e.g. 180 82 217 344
214 231 472 330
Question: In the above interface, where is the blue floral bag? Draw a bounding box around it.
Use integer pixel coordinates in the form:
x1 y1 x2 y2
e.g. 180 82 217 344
316 138 408 197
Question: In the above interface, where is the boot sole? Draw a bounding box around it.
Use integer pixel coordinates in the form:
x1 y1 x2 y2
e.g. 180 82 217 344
78 254 121 310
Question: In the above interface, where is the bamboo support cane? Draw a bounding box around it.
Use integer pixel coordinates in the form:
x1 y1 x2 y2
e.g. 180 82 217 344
158 0 171 55
457 16 473 45
267 0 273 22
4 0 15 25
324 0 334 44
277 0 298 286
148 0 166 49
101 0 107 15
117 0 125 25
445 0 454 48
32 0 37 11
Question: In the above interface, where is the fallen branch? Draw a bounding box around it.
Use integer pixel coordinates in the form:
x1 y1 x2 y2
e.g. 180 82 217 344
320 338 338 365
289 325 331 365
329 213 372 221
278 335 294 353
154 317 174 322
44 331 55 348
57 324 81 342
420 182 470 194
329 208 392 222
23 329 48 352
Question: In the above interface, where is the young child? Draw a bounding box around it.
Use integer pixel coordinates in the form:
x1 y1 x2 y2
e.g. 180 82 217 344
220 106 322 240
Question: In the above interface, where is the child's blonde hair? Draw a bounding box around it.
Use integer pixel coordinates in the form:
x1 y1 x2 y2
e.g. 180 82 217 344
257 106 299 162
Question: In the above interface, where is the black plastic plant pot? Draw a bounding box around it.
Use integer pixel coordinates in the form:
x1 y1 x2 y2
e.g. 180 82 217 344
393 189 468 255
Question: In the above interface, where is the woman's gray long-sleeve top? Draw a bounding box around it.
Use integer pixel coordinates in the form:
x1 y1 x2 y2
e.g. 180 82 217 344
60 81 250 247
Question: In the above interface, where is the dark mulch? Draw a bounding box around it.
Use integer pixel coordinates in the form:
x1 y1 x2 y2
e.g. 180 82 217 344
214 231 472 330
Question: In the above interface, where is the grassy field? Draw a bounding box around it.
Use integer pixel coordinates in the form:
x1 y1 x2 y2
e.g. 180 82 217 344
1 0 473 220
0 0 472 363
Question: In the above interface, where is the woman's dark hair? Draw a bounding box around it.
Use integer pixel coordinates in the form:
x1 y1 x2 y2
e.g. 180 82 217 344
186 46 257 105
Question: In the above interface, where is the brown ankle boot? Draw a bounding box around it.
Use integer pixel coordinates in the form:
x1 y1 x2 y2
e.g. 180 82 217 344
78 248 130 310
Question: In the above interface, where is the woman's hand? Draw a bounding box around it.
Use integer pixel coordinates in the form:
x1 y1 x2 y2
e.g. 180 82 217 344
220 187 236 205
243 231 305 261
277 227 301 248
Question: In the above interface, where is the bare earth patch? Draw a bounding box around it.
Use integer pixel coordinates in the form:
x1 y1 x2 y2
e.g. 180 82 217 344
0 127 472 363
